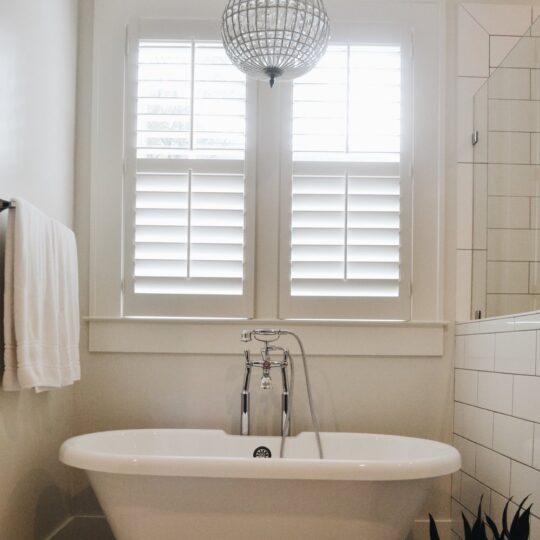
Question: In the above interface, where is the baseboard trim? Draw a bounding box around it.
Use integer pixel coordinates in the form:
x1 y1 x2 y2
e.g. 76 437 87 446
44 517 75 540
50 515 452 540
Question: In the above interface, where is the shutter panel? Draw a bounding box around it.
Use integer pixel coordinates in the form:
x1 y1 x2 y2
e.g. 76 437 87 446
124 37 251 317
133 171 244 295
290 44 403 301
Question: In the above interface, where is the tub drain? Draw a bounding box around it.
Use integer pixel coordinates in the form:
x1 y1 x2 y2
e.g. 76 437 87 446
253 446 272 458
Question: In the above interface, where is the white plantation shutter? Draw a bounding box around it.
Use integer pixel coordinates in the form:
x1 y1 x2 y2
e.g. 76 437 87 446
123 25 255 318
134 167 244 295
280 42 412 319
291 166 400 297
136 41 247 160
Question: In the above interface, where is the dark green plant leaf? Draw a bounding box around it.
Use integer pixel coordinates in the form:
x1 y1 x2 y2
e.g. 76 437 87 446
429 495 532 540
514 506 532 540
485 515 502 540
471 517 488 540
469 497 488 540
509 501 531 540
502 497 512 536
428 514 440 540
463 512 473 539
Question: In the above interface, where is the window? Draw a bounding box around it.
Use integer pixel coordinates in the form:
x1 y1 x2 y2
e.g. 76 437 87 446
116 19 418 321
88 5 443 333
122 25 256 318
279 40 412 319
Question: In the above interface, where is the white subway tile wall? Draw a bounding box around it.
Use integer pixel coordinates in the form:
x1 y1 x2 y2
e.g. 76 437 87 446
534 424 540 468
475 445 511 497
464 333 496 370
458 6 490 77
493 413 534 464
477 371 513 414
487 67 530 100
472 164 488 251
511 461 540 511
487 196 530 230
460 472 493 513
455 402 494 447
531 69 540 99
454 434 477 475
464 4 533 36
454 316 540 538
458 4 540 319
487 261 529 294
455 369 479 404
513 375 540 423
457 164 474 250
489 35 531 68
495 330 536 374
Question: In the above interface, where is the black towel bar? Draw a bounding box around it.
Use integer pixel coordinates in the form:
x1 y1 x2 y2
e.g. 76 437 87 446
0 199 15 212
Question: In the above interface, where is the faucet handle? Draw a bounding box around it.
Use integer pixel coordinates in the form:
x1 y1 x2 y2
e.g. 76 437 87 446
260 374 272 390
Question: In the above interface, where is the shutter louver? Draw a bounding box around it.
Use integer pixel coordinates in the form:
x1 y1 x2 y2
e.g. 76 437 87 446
130 40 247 302
291 44 402 299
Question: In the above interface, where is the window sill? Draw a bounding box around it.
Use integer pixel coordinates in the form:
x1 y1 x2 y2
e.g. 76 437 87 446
86 318 449 357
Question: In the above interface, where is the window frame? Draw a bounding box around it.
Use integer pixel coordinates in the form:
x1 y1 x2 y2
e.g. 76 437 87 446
86 2 444 330
122 19 257 318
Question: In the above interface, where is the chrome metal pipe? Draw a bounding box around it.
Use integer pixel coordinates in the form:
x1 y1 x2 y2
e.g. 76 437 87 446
241 351 251 436
281 363 290 436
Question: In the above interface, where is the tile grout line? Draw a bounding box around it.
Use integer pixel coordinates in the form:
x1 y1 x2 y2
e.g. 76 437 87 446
459 464 540 520
454 429 537 473
458 327 537 337
455 398 537 425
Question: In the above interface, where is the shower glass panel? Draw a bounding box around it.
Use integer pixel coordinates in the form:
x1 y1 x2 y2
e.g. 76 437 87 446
471 21 540 318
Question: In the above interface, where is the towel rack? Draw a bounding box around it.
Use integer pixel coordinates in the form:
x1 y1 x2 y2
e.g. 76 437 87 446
0 199 15 212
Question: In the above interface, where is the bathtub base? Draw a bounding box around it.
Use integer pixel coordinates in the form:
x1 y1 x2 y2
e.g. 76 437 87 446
89 473 430 540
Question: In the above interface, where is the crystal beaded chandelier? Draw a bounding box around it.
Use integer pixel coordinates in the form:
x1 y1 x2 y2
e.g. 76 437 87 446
221 0 330 87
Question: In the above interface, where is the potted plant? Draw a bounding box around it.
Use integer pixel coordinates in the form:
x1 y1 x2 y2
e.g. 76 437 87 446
429 497 532 540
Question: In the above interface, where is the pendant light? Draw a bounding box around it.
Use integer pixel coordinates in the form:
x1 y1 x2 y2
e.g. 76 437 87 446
221 0 330 87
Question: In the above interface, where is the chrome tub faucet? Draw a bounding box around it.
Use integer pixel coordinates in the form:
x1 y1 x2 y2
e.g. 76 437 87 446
240 329 291 437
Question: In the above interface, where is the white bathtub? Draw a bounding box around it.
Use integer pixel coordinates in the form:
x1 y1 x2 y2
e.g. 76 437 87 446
60 429 460 540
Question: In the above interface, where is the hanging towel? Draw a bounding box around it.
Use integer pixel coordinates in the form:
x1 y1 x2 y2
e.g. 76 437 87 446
2 198 80 392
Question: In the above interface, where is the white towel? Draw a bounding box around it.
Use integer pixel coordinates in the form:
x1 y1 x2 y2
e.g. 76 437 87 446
2 198 80 391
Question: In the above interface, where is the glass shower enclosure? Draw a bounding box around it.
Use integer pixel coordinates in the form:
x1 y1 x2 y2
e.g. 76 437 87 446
471 19 540 318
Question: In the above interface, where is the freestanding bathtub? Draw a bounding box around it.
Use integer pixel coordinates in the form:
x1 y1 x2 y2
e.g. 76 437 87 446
60 429 460 540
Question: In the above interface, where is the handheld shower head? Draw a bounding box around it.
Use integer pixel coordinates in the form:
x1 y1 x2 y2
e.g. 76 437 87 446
241 329 282 343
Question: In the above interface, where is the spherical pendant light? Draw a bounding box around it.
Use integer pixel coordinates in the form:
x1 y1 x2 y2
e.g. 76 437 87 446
221 0 330 87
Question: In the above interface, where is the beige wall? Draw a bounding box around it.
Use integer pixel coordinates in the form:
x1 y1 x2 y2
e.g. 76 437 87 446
0 0 78 538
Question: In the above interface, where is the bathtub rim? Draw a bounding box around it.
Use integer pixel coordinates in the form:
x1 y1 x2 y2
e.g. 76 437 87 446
60 429 461 482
